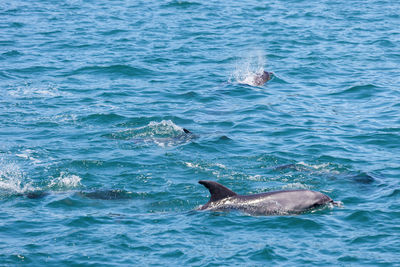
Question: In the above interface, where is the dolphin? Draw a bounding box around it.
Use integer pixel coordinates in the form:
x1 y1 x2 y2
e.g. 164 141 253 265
253 71 273 86
198 180 336 215
239 71 273 86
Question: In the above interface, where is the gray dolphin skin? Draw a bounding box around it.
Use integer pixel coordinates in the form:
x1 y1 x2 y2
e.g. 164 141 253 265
253 71 273 86
198 180 335 215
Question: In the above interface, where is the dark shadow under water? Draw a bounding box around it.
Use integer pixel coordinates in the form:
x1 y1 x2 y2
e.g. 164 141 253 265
19 189 134 200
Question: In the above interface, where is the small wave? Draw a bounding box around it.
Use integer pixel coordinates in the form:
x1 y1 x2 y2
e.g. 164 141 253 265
329 84 380 98
345 210 373 223
249 245 286 261
385 189 400 198
46 196 83 208
8 66 60 75
10 22 25 28
163 1 202 9
80 113 126 124
2 50 23 57
99 29 129 36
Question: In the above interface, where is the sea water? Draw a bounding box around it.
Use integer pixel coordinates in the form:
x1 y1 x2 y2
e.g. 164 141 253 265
1 0 400 265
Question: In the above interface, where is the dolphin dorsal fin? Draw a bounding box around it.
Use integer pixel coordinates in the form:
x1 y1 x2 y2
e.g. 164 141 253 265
199 180 237 202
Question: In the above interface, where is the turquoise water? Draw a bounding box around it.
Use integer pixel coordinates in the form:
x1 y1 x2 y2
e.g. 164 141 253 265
1 0 400 265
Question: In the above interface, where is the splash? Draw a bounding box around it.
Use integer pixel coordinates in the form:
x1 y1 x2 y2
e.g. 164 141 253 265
0 162 35 194
231 51 271 86
147 120 185 137
48 172 82 189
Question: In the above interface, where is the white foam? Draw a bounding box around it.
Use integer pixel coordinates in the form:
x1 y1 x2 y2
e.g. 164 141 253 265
8 83 65 98
15 149 41 164
52 113 78 124
214 163 227 169
129 120 184 139
153 138 168 148
0 162 35 194
297 161 329 170
48 172 82 189
185 162 200 169
148 120 183 134
248 174 263 181
297 161 340 174
15 153 28 159
282 183 310 190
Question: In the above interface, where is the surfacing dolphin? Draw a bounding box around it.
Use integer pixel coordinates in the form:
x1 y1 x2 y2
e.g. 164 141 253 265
198 180 336 215
253 71 273 86
239 71 273 86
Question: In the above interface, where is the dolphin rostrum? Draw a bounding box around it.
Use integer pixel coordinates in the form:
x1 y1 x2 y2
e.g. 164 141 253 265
198 180 336 215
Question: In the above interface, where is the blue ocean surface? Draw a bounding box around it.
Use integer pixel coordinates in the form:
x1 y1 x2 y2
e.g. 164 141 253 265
1 0 400 265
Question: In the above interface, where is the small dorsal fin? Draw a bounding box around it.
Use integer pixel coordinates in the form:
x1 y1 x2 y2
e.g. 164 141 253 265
199 180 237 202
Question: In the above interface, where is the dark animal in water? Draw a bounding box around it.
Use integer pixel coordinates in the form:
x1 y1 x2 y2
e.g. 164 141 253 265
253 71 273 86
21 189 133 200
239 71 273 86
